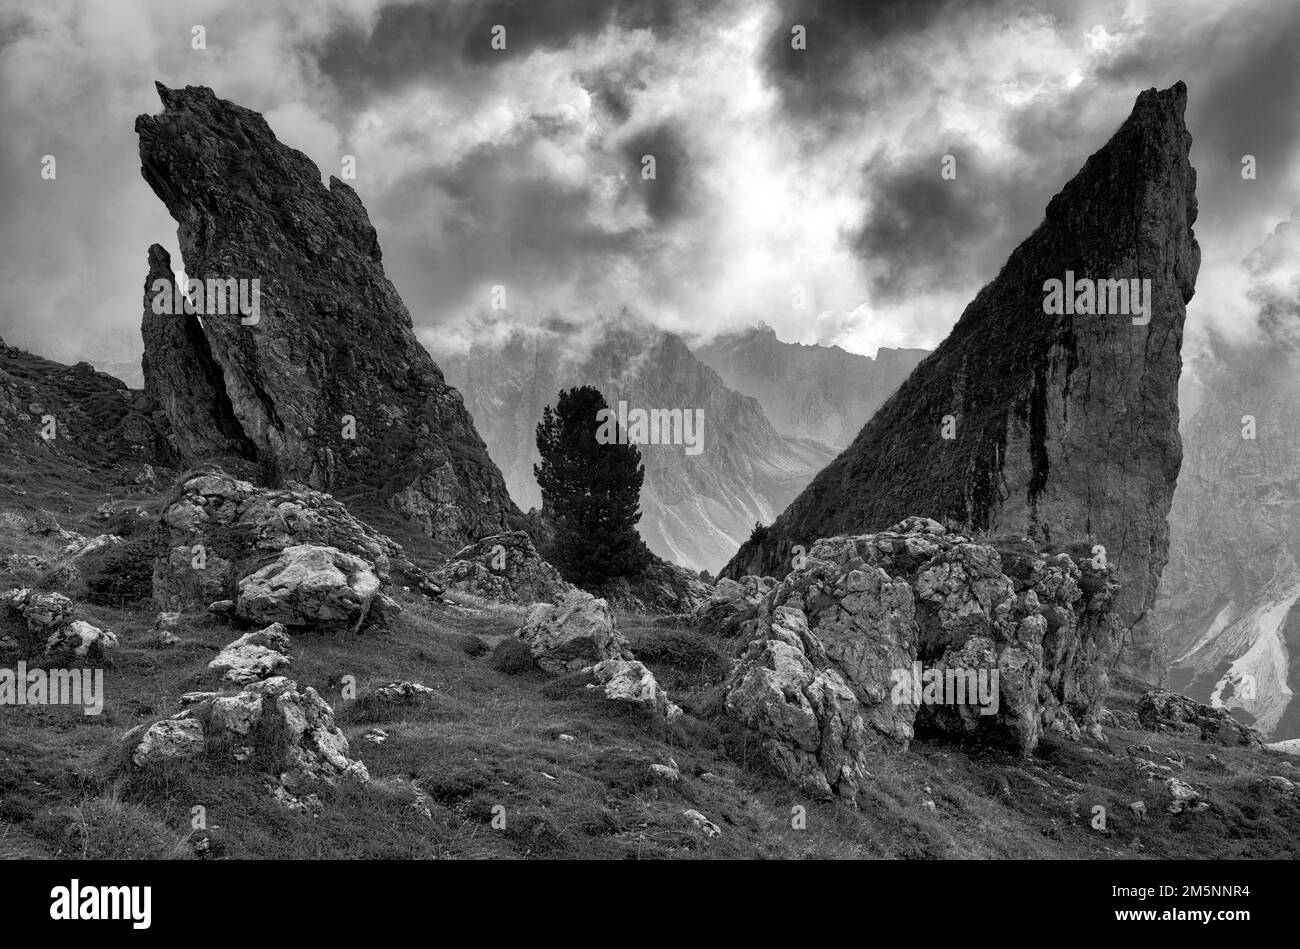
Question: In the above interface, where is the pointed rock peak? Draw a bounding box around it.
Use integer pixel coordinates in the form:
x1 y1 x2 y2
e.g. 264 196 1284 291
724 82 1200 682
137 83 519 550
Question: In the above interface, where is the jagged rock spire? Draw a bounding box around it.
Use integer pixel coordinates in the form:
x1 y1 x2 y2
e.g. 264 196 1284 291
724 82 1201 680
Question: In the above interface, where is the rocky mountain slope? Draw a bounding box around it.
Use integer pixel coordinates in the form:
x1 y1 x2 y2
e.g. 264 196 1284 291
0 335 170 478
439 318 837 573
695 324 927 447
724 82 1201 684
1161 212 1300 741
136 83 520 551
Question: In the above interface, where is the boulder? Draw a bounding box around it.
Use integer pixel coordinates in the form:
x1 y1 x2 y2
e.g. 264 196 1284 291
152 469 409 614
584 658 682 723
130 718 206 767
45 620 119 661
121 676 368 789
1 589 74 632
1136 689 1264 747
208 623 292 684
515 591 631 674
235 544 394 631
433 531 573 604
370 681 436 703
692 575 774 637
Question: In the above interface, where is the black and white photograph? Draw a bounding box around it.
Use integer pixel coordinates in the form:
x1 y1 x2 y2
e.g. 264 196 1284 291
0 0 1294 927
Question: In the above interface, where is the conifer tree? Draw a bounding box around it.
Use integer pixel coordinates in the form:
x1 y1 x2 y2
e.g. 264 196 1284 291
534 385 647 584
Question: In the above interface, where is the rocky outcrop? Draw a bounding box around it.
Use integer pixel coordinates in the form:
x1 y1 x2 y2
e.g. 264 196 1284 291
0 337 170 471
724 83 1200 682
136 83 519 549
587 555 712 616
723 518 1120 798
122 675 369 789
515 591 632 673
691 575 774 637
153 469 410 626
433 531 573 604
1136 689 1264 748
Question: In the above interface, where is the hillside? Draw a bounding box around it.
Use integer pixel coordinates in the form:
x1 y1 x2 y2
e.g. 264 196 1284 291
1 477 1297 861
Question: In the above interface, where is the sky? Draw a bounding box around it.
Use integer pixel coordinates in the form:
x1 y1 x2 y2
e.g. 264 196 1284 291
1 0 1298 377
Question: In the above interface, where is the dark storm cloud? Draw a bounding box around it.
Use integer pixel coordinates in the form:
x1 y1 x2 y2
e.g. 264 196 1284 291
852 145 996 299
317 0 687 106
1097 3 1300 226
374 131 643 319
620 122 696 222
761 0 1008 120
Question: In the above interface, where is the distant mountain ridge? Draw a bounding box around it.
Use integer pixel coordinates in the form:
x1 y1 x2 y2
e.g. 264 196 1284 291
695 324 927 447
1161 211 1300 740
439 318 838 574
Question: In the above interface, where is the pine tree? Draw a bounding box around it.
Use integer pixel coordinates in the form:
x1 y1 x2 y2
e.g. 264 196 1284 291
534 385 647 585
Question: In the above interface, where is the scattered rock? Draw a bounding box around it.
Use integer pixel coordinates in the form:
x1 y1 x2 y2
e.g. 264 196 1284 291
516 591 631 674
650 762 681 783
45 620 119 661
207 623 292 684
1136 690 1264 747
130 718 206 767
433 531 573 605
584 658 682 723
121 676 369 790
682 809 721 838
1 589 74 632
1129 801 1147 821
1165 778 1208 815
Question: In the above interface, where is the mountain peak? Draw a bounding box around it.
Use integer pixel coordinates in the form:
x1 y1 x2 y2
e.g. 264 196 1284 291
723 82 1200 681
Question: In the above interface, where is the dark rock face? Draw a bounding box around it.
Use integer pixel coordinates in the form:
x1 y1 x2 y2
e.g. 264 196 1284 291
141 244 255 462
724 83 1200 682
137 83 519 548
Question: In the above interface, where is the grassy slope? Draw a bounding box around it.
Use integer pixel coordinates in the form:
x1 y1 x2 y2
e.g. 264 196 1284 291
1 478 1299 860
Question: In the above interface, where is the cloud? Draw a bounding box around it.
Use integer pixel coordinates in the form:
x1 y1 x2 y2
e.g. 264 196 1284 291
0 0 1298 379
